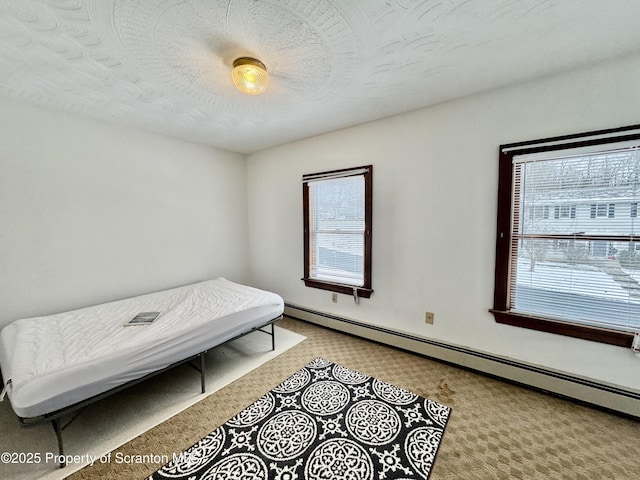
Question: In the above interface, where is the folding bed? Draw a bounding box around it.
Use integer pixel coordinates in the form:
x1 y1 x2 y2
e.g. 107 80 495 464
0 278 284 467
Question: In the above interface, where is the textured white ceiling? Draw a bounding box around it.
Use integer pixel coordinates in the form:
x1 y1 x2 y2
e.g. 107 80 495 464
1 1 640 154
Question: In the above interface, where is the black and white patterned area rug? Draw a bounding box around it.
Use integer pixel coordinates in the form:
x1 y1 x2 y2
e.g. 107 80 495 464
149 357 451 480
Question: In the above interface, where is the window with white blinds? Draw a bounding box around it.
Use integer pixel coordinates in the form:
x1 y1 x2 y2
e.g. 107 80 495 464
493 125 640 347
512 146 640 332
302 166 372 298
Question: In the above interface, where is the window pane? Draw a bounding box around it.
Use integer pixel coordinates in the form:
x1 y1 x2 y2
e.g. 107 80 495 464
311 232 364 285
512 148 640 331
517 151 640 238
309 176 365 286
512 239 640 330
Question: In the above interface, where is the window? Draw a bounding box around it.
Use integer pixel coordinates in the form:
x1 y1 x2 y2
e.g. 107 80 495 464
590 203 615 218
492 125 640 347
554 204 576 219
302 165 373 299
528 205 549 219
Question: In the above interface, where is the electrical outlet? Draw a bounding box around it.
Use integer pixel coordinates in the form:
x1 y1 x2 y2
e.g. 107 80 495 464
425 311 434 324
332 293 338 303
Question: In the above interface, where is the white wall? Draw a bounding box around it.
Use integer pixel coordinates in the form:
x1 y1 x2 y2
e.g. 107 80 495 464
0 98 248 328
247 53 640 394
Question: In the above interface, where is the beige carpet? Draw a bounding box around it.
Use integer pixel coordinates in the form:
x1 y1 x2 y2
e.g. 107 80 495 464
0 325 305 480
67 317 640 480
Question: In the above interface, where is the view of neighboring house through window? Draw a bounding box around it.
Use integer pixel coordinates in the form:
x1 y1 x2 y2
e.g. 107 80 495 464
302 165 373 300
493 125 640 346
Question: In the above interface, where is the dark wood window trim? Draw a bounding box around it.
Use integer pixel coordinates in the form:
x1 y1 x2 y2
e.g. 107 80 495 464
492 125 640 348
302 165 373 299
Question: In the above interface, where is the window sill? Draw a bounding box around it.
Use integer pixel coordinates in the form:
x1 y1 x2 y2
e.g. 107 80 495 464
490 309 633 348
302 278 373 299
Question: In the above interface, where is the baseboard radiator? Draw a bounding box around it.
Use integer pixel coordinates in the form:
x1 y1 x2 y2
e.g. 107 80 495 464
284 303 640 419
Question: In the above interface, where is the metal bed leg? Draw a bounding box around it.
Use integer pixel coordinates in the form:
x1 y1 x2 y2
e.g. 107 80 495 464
51 419 66 468
200 352 206 394
271 322 275 351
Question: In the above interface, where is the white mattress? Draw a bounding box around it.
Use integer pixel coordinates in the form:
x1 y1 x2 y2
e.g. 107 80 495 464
0 278 284 418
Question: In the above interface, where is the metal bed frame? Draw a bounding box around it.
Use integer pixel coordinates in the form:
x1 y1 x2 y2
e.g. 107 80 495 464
7 316 281 468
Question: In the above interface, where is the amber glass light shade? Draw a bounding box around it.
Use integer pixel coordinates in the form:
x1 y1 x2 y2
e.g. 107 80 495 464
232 57 269 95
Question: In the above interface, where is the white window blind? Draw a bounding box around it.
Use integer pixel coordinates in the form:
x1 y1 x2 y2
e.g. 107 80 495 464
511 145 640 332
308 175 365 286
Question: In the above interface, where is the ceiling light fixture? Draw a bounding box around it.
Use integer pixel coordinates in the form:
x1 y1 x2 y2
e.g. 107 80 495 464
232 57 269 95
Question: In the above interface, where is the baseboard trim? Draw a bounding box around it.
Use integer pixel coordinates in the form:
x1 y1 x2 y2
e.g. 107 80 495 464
285 303 640 418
